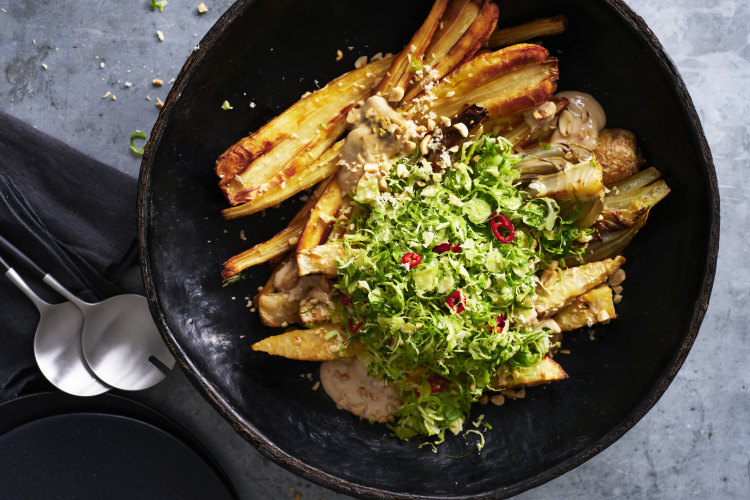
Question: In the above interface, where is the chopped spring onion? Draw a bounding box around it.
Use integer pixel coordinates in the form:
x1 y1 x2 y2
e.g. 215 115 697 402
129 131 147 155
150 0 168 12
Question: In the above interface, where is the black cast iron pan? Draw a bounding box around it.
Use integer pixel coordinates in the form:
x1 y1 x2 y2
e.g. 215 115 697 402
137 1 719 497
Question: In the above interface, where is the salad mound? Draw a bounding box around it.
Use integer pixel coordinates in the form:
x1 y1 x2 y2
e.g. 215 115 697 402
337 135 586 440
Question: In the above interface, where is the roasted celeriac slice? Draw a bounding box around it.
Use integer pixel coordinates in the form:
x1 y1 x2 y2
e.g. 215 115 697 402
296 177 343 255
534 256 625 317
404 0 499 101
486 15 569 49
412 43 559 121
255 256 332 327
375 0 448 103
252 323 350 361
221 219 306 281
221 180 328 278
221 141 343 220
553 284 616 332
493 356 567 389
297 242 344 277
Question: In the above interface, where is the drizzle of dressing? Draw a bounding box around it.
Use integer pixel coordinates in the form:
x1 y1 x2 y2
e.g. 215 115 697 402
320 357 400 423
337 96 418 193
549 91 606 149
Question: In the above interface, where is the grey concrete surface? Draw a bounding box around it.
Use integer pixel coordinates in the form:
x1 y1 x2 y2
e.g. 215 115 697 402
1 0 748 499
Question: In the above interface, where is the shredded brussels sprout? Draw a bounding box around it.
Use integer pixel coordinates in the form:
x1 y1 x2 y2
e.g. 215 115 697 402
336 135 587 442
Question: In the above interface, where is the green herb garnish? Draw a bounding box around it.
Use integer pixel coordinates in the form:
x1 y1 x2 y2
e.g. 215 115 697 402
222 273 244 287
409 58 426 74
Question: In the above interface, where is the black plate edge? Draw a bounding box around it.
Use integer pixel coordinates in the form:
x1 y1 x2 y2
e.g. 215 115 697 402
0 391 239 500
136 0 720 498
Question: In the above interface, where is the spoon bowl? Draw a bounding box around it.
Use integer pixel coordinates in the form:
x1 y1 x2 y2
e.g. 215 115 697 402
0 233 175 393
76 293 175 391
2 267 109 397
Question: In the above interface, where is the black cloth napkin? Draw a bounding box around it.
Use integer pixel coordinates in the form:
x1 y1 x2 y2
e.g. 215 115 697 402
0 110 137 403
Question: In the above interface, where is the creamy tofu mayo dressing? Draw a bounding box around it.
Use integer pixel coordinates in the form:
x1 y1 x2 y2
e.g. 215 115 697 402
337 95 419 193
320 357 400 423
549 91 606 149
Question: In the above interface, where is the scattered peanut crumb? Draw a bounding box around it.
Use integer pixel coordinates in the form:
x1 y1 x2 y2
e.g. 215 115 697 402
221 100 233 110
419 135 432 156
146 95 151 101
41 63 47 70
155 97 164 108
240 230 247 241
102 91 112 99
388 86 404 102
249 102 256 108
152 78 163 86
156 30 165 42
490 394 505 406
124 81 132 88
197 2 208 13
608 268 626 287
99 62 105 69
354 55 368 69
335 49 343 61
111 94 116 101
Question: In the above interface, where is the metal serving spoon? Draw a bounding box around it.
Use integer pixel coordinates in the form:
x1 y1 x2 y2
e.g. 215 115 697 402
0 253 110 397
0 234 175 392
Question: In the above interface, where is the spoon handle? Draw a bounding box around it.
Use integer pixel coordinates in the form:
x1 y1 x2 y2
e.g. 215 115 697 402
0 253 48 312
0 233 47 280
0 233 89 308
